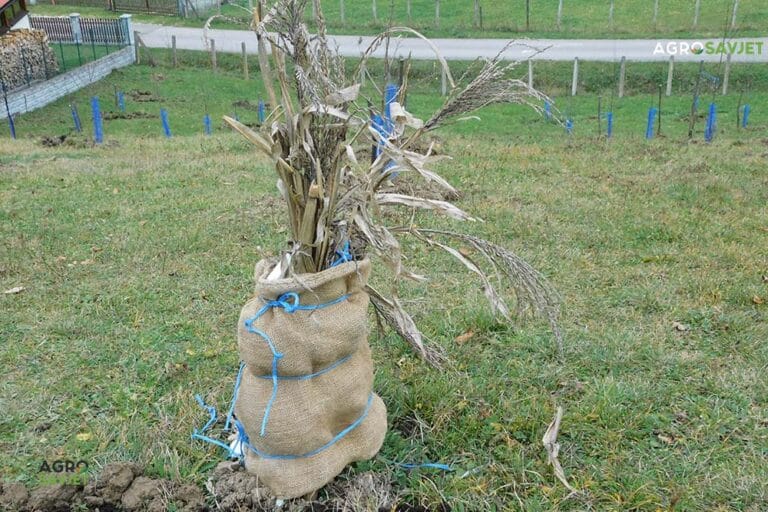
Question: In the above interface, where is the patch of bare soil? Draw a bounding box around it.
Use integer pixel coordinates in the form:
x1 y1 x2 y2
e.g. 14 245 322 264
40 135 68 147
0 462 449 511
0 462 205 512
128 91 161 103
231 100 260 112
102 111 157 121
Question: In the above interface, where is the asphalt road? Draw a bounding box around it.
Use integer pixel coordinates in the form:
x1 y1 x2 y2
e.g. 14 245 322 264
134 23 767 63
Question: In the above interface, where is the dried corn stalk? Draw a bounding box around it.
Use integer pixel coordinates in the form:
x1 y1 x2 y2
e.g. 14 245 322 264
226 0 562 365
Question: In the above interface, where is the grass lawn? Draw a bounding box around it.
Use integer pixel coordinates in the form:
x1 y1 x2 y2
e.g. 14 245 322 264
2 52 767 141
29 0 768 39
1 60 768 510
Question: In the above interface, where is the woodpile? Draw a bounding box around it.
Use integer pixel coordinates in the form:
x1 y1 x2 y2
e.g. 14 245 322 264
0 29 59 92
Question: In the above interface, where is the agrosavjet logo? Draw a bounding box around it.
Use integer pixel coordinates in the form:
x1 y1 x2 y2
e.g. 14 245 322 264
654 40 764 56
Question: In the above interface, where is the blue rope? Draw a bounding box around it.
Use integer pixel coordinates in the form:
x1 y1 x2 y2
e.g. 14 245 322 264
224 361 246 432
191 395 237 457
396 462 453 471
254 354 353 381
235 393 374 460
330 241 353 268
243 292 350 437
191 353 355 458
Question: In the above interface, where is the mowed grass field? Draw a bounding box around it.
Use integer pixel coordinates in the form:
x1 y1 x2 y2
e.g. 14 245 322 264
31 0 768 38
2 61 768 510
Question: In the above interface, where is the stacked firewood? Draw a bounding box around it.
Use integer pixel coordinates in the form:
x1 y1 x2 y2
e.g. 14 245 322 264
0 29 59 92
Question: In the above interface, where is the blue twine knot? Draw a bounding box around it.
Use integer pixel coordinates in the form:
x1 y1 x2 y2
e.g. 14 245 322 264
330 241 353 268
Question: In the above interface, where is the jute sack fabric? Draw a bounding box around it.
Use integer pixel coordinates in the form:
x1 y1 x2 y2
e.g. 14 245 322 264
235 258 387 499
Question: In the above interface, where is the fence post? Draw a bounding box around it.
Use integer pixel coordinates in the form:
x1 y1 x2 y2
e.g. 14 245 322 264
406 0 412 21
731 0 739 29
172 35 178 67
340 0 345 23
618 56 626 98
527 59 533 89
441 65 447 96
58 40 67 71
653 0 659 27
693 0 700 28
525 0 530 31
608 0 614 29
133 31 140 64
69 13 82 44
372 0 377 22
571 57 578 96
2 82 15 139
557 0 563 29
210 39 217 72
666 55 674 96
474 0 480 28
242 42 248 79
119 14 133 46
89 29 97 60
722 53 731 95
435 0 440 28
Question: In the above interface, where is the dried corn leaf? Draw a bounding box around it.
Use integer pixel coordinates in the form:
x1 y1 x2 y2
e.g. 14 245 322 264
376 193 476 222
542 406 578 494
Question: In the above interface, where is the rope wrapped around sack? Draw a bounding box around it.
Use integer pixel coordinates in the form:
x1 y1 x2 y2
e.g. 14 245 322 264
191 291 370 461
242 291 350 437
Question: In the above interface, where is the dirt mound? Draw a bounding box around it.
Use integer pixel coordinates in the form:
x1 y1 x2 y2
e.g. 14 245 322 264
0 462 205 512
0 462 448 511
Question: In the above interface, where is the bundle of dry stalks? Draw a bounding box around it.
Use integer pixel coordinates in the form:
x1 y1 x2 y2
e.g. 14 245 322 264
225 0 561 365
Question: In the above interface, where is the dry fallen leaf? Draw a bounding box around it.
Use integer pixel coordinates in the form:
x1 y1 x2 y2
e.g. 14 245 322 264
542 406 578 494
454 330 475 344
76 432 93 442
657 433 675 445
3 286 25 295
672 321 690 332
752 296 764 305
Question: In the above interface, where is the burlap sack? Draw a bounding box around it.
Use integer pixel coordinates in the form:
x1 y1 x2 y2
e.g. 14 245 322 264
234 258 387 499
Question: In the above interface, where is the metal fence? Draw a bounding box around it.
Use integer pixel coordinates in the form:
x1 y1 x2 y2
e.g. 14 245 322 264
111 0 178 15
30 15 130 45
